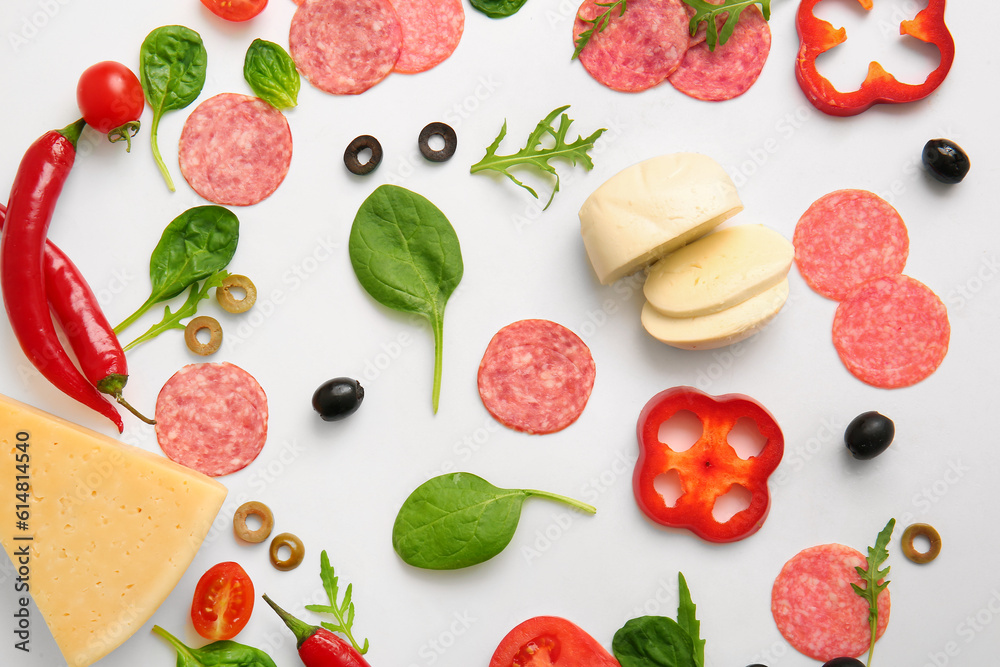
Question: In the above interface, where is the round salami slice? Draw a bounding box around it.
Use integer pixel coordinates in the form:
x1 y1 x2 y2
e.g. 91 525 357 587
772 543 890 662
793 189 909 301
833 274 950 388
179 93 292 206
290 0 402 95
478 320 596 435
155 362 269 477
668 5 771 101
574 0 690 93
389 0 464 74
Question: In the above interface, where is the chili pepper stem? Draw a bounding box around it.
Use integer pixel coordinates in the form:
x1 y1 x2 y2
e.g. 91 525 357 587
262 594 316 648
525 489 596 514
57 118 86 147
115 394 155 424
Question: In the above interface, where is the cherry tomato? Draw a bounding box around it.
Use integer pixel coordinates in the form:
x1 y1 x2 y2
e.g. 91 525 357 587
489 617 619 667
76 61 144 134
191 562 255 641
200 0 268 22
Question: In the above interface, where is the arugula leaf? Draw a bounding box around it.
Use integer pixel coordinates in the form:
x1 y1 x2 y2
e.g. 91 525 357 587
852 518 895 667
470 105 605 210
680 0 771 51
677 573 705 667
122 271 228 352
572 0 627 60
612 616 698 667
304 551 369 655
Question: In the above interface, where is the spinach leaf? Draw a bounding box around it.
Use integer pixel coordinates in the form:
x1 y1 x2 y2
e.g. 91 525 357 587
391 472 596 570
471 0 530 18
114 206 239 335
612 616 698 667
677 573 705 667
349 185 463 413
304 550 370 655
152 625 277 667
140 25 208 191
244 39 300 110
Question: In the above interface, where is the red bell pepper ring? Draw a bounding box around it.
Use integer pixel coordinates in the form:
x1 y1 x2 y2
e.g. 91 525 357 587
795 0 955 116
633 386 783 542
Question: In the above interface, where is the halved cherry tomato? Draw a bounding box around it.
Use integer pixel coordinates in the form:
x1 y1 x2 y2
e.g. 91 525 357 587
76 61 143 134
200 0 268 22
191 562 255 641
490 617 620 667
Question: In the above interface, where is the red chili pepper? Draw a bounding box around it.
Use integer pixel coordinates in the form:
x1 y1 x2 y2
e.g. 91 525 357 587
262 595 371 667
795 0 955 116
0 120 123 431
633 386 784 542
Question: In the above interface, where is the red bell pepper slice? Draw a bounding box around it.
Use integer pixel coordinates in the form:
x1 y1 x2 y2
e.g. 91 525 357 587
633 386 783 543
795 0 955 116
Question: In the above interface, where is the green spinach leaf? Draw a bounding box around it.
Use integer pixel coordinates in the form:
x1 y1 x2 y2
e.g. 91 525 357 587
349 185 463 413
140 25 208 191
391 472 596 570
471 0 530 18
304 550 369 655
122 271 228 351
680 0 771 51
470 105 605 210
677 573 705 667
244 39 300 110
152 625 277 667
612 616 698 667
114 206 239 335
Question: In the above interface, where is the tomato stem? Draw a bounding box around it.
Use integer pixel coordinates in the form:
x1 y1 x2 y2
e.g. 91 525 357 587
107 121 141 153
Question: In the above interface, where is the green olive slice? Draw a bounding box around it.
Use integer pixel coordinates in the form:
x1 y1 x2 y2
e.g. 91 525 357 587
269 532 305 571
184 316 223 355
217 274 257 314
233 501 274 543
901 523 941 564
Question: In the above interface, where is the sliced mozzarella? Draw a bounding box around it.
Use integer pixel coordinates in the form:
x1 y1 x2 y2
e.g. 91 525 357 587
641 279 789 350
644 224 793 317
579 153 743 285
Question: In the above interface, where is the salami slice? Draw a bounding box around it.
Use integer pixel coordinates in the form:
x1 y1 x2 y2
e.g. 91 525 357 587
155 363 269 477
833 274 950 388
478 320 596 435
290 0 402 95
574 0 690 93
178 93 292 206
793 190 909 301
389 0 464 74
772 543 890 662
668 5 771 101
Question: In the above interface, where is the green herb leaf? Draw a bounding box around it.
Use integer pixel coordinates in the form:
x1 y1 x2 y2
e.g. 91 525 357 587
612 616 699 667
470 0 530 18
391 472 596 570
680 0 771 51
572 0 627 60
348 185 463 413
244 39 300 110
139 25 208 191
152 625 277 667
470 105 605 210
122 271 228 351
677 573 705 667
114 206 239 335
304 550 370 655
852 518 895 667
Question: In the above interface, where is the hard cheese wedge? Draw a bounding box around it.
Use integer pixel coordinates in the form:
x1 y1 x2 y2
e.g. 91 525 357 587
0 393 227 667
644 225 794 317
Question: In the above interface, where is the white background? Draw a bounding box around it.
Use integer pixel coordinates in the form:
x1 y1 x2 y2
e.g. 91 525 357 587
0 0 998 666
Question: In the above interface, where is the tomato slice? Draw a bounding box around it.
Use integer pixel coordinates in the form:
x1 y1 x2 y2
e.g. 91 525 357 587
200 0 268 22
191 562 255 641
489 617 620 667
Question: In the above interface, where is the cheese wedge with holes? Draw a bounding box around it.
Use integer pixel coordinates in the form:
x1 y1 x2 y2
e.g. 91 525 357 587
641 279 789 350
579 153 743 284
644 225 794 317
0 393 227 667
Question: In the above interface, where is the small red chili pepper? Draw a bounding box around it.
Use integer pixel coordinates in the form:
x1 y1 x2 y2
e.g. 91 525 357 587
633 386 784 542
795 0 955 116
0 120 123 431
262 594 371 667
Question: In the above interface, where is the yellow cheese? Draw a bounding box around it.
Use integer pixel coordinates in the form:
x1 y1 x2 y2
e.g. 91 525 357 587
579 153 743 285
0 393 227 667
643 224 794 318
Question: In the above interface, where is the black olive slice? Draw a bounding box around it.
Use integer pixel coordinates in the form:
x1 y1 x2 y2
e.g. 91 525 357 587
344 135 383 175
418 122 457 162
